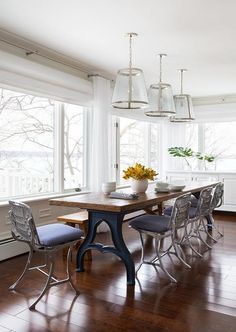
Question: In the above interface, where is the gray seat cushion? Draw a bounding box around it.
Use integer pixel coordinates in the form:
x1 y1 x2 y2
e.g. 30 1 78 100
37 223 84 246
164 197 199 217
129 215 170 233
189 207 197 219
164 206 172 216
190 197 198 207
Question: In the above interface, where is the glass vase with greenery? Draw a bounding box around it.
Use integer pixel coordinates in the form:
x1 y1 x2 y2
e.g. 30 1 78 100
168 147 215 171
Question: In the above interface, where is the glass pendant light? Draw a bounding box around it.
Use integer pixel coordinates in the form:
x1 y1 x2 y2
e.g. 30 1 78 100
145 54 175 117
112 33 148 109
170 69 195 122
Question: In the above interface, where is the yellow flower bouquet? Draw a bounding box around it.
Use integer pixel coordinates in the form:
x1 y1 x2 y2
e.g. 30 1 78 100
123 163 157 181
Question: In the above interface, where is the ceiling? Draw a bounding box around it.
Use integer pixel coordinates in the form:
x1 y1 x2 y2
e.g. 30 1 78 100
0 0 236 97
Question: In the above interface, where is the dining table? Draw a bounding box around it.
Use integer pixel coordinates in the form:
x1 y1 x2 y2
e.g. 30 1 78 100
49 181 219 285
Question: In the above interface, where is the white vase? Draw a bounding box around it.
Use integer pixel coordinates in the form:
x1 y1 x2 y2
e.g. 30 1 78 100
130 179 148 193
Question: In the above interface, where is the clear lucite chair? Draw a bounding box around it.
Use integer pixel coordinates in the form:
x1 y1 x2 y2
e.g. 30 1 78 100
8 200 84 310
129 193 192 283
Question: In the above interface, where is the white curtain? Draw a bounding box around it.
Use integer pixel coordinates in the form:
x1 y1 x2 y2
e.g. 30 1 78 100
90 75 112 232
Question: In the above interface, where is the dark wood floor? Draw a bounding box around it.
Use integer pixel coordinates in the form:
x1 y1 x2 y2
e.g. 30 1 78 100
0 212 236 332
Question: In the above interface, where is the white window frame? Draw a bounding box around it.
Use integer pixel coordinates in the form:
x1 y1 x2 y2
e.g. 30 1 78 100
0 85 89 201
112 116 161 185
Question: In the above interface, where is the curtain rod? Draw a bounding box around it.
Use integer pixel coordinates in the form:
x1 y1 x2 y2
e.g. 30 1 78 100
87 74 114 82
0 37 92 75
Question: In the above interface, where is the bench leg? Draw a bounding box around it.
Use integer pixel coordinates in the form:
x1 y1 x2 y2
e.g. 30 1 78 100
64 222 92 261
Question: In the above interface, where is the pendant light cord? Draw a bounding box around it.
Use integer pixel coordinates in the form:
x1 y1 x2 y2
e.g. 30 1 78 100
180 69 184 94
128 33 133 107
158 54 167 111
129 34 133 72
179 69 187 94
158 53 167 83
159 54 163 83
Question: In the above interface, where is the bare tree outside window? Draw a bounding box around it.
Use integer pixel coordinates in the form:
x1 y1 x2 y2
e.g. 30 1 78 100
185 122 236 171
64 104 85 190
0 88 54 198
204 122 236 170
119 117 159 184
0 87 86 199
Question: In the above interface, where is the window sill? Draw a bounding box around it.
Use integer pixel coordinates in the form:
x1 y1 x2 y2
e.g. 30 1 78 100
0 182 156 208
0 190 91 207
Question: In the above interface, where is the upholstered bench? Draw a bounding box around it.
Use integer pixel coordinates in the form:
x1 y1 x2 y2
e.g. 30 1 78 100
57 211 92 260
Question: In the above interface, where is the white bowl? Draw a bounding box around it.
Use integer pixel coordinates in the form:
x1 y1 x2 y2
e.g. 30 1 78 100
170 184 185 191
156 181 169 189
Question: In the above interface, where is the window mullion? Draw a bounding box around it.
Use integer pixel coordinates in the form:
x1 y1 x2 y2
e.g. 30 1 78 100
84 108 90 189
54 102 64 193
115 118 120 184
198 123 205 153
146 123 151 166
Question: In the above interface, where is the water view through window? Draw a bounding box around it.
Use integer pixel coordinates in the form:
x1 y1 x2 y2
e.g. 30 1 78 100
0 87 86 200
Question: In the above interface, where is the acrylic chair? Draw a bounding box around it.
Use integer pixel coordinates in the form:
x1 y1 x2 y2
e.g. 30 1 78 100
8 200 84 310
129 193 192 283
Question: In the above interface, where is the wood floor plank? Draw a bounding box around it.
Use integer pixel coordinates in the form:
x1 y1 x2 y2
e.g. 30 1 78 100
0 212 236 331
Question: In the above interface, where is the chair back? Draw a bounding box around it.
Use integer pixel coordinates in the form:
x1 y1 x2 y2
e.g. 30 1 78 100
169 193 191 230
196 187 214 218
8 200 40 246
211 183 224 210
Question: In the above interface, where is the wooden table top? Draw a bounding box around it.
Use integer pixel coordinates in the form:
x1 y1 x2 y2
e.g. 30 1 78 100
49 182 219 213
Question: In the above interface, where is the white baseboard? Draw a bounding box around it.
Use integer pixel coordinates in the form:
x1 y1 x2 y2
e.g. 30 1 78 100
0 239 28 261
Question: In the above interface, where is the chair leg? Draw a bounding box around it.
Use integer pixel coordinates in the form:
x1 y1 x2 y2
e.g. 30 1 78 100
202 218 218 243
173 243 191 269
197 219 212 249
135 232 145 276
208 214 224 237
184 222 203 258
187 238 203 258
29 253 56 310
9 246 33 290
67 245 80 295
137 233 177 283
155 239 177 283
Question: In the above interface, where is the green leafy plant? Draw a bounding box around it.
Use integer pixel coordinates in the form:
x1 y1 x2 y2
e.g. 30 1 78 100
195 152 215 163
168 147 215 170
168 147 194 169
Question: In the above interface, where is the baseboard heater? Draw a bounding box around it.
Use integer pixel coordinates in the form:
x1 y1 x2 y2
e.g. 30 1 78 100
0 238 28 261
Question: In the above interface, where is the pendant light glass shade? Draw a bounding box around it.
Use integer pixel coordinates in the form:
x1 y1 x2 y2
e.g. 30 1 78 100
112 33 148 109
170 69 195 122
145 54 175 117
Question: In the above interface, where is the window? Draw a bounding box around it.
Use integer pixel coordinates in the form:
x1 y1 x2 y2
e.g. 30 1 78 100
185 123 199 152
204 122 236 171
185 121 236 171
64 104 86 190
115 117 159 184
0 87 88 200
